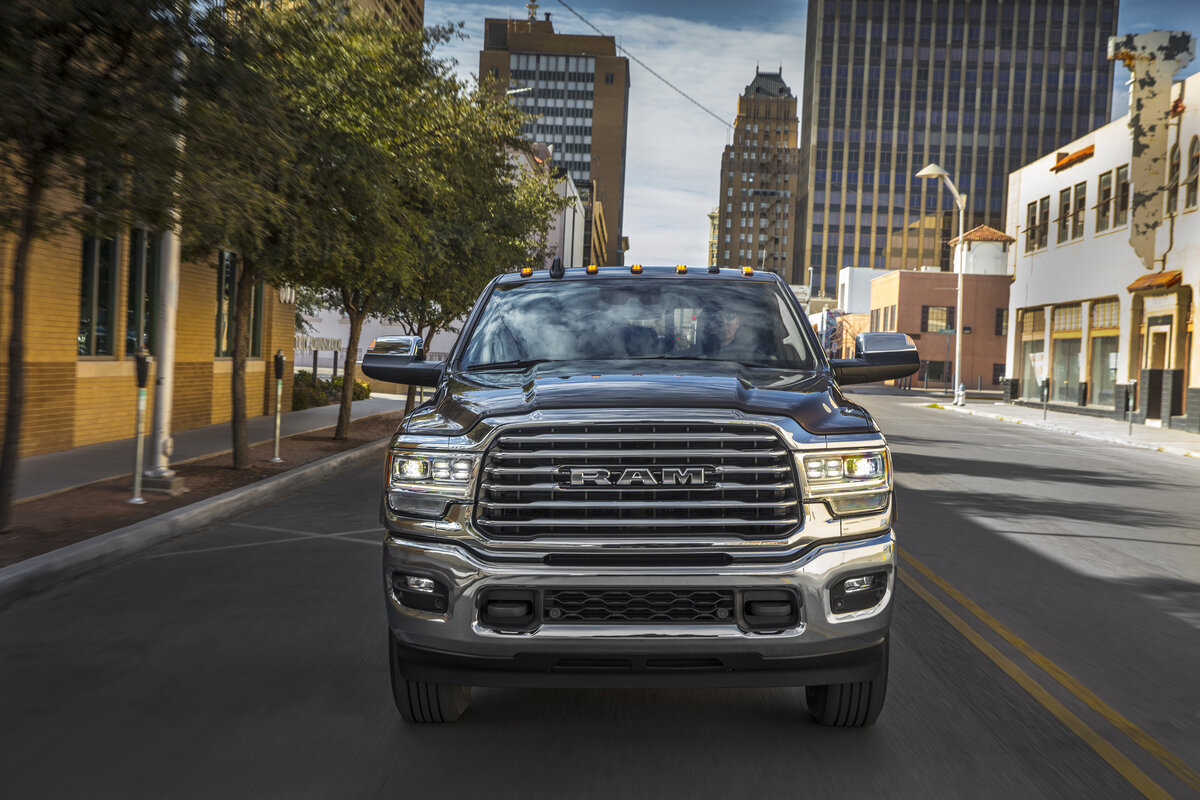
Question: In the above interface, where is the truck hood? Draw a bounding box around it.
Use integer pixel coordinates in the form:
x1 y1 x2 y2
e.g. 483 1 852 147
418 360 876 436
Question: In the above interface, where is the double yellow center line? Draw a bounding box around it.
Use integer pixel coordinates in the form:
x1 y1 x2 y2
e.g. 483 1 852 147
899 548 1200 800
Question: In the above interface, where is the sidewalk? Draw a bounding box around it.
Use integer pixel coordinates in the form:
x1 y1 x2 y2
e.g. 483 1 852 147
926 397 1200 459
16 396 407 502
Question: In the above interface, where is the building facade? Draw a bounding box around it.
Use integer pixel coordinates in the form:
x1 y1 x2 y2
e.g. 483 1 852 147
0 183 296 458
870 268 1011 389
798 0 1118 308
479 8 629 266
1006 69 1200 431
716 71 801 279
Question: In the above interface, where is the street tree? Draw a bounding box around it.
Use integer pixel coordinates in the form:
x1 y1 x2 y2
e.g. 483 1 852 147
293 29 566 436
0 0 188 532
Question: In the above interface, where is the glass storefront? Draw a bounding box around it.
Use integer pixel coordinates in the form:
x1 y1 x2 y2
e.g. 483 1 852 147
1051 337 1081 402
1021 339 1044 399
1089 335 1119 407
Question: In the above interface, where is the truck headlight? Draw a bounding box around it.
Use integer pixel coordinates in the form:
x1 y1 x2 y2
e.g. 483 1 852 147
799 449 891 517
387 451 480 517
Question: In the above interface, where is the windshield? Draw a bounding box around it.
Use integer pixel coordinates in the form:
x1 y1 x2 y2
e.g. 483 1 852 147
458 278 815 371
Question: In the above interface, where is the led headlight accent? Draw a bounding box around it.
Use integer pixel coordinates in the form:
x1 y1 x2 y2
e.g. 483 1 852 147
799 449 891 517
387 451 480 517
389 452 479 497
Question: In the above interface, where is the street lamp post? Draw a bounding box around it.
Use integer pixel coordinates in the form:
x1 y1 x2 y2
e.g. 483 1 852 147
916 163 967 405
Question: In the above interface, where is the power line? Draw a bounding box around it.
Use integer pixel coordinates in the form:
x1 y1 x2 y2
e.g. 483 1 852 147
554 0 732 130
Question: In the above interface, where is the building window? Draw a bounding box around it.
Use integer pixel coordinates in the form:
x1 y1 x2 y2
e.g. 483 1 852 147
1072 182 1086 239
995 308 1008 336
1025 196 1050 251
604 72 614 84
1037 195 1050 248
488 67 499 79
1057 188 1071 243
214 251 263 358
921 305 956 332
1187 136 1199 209
1114 164 1130 226
78 235 119 356
1168 144 1181 214
1025 201 1038 252
126 229 159 355
992 363 1005 385
1097 170 1113 232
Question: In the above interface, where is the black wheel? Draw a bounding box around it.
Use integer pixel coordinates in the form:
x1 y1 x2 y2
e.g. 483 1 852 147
805 636 889 727
389 635 471 723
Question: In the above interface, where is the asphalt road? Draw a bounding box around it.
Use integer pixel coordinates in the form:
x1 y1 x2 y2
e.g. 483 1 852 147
2 392 1197 799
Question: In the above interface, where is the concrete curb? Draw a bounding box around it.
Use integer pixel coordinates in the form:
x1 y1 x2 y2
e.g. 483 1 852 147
0 437 390 611
922 402 1200 459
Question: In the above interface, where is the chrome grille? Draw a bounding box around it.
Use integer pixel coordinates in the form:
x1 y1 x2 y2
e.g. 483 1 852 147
474 422 800 539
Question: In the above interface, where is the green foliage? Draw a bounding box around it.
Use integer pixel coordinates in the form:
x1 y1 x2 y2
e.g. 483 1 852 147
291 370 370 410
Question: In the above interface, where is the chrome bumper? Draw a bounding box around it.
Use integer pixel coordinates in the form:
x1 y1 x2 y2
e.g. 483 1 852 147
383 529 895 688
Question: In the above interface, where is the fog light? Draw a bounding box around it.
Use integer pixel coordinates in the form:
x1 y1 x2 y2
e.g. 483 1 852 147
843 575 875 593
405 575 436 593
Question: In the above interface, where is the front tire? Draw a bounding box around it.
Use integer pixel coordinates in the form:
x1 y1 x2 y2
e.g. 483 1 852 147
389 635 471 723
805 636 889 727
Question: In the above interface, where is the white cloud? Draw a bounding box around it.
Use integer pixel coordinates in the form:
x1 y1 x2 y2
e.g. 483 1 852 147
427 2 804 266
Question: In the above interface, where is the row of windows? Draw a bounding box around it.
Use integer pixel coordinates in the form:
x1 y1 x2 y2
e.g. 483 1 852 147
1024 164 1133 252
78 234 262 359
508 54 595 74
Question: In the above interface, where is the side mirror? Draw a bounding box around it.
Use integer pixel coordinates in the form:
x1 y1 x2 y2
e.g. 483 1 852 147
830 332 920 385
361 335 443 387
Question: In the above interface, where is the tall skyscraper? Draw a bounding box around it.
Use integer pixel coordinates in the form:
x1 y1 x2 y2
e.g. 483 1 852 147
480 5 630 265
716 71 802 280
798 0 1118 307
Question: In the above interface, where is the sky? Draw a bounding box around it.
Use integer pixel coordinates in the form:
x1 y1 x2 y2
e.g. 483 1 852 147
426 0 1200 268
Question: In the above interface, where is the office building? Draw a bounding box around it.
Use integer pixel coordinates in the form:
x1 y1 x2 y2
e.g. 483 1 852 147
798 0 1119 308
716 71 801 279
479 5 630 265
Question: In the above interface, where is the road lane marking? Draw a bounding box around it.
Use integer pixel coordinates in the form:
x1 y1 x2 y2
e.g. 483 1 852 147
901 549 1200 795
145 526 380 558
898 569 1175 800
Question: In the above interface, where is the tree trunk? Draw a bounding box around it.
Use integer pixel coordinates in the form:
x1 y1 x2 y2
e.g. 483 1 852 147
229 257 257 469
0 159 46 534
335 305 363 440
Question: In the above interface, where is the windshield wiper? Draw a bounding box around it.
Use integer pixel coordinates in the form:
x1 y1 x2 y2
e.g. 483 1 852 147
464 358 553 372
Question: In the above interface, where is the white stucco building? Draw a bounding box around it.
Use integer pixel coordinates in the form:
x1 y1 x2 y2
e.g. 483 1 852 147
1005 63 1199 431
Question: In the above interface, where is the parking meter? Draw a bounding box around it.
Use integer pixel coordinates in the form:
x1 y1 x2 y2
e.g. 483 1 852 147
129 350 152 504
270 350 285 462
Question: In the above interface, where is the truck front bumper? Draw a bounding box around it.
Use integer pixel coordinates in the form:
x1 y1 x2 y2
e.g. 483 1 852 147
383 530 895 689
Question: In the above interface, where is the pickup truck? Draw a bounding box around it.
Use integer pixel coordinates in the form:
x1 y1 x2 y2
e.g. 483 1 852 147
361 264 918 727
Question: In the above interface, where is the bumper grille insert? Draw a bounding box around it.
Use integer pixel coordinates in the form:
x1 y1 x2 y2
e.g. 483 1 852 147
544 589 735 624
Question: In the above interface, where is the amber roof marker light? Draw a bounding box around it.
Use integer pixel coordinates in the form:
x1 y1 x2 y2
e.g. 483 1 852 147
631 264 643 274
520 267 533 278
676 264 687 274
742 266 754 276
586 264 599 275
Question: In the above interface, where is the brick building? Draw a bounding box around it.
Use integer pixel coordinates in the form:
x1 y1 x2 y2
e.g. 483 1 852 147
716 70 801 280
0 177 297 459
869 268 1011 389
